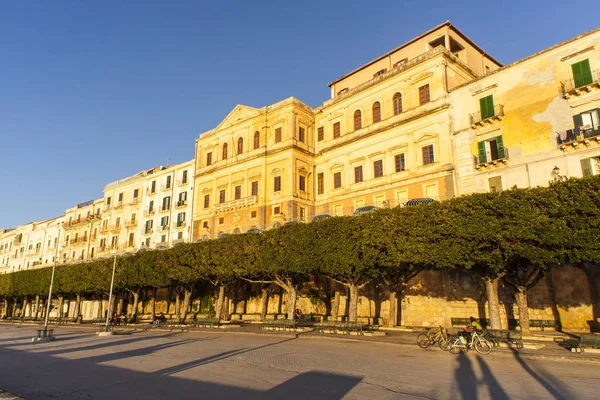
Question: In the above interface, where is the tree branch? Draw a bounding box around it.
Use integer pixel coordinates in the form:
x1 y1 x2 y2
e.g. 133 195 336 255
240 277 273 285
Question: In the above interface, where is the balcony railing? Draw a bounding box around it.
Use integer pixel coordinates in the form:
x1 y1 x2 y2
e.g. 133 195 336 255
129 198 140 206
561 69 600 97
177 179 188 187
476 149 509 169
175 221 187 229
160 205 171 213
144 209 155 217
213 196 257 214
470 104 504 127
125 220 138 228
100 226 109 233
114 201 124 209
161 184 172 192
160 225 170 232
103 206 112 213
175 200 188 208
146 188 157 196
557 126 600 147
143 229 153 236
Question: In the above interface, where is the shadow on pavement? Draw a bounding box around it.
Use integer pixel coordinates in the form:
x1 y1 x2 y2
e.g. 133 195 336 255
0 331 362 399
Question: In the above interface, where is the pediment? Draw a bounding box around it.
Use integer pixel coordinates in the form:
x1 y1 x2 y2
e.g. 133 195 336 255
415 133 437 143
216 105 261 131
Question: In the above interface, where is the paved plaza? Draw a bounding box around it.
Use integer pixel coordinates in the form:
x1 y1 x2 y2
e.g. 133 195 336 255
0 325 598 399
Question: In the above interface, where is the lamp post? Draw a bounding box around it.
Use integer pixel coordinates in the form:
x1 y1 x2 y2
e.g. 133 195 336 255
103 240 118 333
38 222 62 341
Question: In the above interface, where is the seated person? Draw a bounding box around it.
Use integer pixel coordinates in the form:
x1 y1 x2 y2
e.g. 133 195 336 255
463 316 483 345
294 308 304 320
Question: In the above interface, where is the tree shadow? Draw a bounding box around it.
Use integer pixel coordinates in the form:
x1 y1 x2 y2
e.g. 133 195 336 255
454 352 477 400
475 356 509 400
508 347 574 399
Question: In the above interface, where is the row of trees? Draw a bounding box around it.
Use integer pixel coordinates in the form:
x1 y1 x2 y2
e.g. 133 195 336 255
1 176 599 334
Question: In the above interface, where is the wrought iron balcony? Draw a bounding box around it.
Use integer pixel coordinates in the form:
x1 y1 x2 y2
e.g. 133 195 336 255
144 209 155 217
557 127 600 147
175 200 188 208
114 201 124 210
129 198 140 206
143 229 153 236
160 225 170 232
175 221 187 229
125 220 138 228
161 184 172 192
177 179 188 187
470 104 504 127
561 69 600 98
146 188 157 196
213 196 257 214
159 205 171 213
476 148 510 169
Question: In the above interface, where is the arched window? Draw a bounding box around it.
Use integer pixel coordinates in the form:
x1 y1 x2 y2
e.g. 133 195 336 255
237 137 243 155
253 131 260 150
354 110 362 131
393 93 403 115
222 143 228 160
372 102 381 123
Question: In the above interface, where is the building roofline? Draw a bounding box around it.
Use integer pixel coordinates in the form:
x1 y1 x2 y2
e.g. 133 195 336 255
450 25 600 92
328 21 502 87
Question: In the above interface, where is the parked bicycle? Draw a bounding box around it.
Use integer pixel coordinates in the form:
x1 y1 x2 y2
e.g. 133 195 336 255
417 326 451 351
449 329 492 355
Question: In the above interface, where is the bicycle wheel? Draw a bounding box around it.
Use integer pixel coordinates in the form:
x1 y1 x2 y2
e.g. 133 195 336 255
438 335 451 351
474 337 493 355
449 337 462 354
417 333 431 349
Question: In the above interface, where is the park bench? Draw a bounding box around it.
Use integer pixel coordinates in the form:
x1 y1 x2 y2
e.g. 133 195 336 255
317 321 374 335
36 329 54 338
260 319 297 331
579 334 600 351
529 319 559 331
194 318 220 328
451 318 489 329
485 329 523 348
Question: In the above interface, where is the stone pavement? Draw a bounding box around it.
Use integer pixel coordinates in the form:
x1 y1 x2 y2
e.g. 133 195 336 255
0 324 599 399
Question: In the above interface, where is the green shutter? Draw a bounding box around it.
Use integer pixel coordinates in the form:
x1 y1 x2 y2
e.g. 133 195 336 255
573 114 584 128
572 59 593 88
478 141 487 163
480 95 495 120
495 136 505 159
581 159 593 177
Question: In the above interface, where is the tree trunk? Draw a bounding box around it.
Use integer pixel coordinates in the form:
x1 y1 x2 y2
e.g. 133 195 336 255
215 285 226 321
22 296 29 318
348 284 359 322
2 299 8 318
130 290 141 323
34 295 41 320
387 290 397 327
286 287 297 320
151 288 157 320
73 293 82 322
174 291 181 320
514 287 530 335
223 295 230 321
117 294 124 315
12 297 18 317
331 290 341 322
57 296 64 319
260 288 269 321
180 288 193 323
485 277 502 330
96 294 103 319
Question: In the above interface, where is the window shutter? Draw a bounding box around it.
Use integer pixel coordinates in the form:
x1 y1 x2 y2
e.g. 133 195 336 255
581 158 593 176
572 60 592 88
477 141 487 163
573 114 584 128
480 95 494 119
495 136 505 158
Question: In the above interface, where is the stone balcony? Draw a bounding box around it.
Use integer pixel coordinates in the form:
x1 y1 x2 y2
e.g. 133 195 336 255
213 196 257 214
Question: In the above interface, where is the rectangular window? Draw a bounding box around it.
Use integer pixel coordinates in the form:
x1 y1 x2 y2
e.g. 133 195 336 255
206 152 212 166
333 122 341 139
273 206 281 215
145 220 153 233
160 235 166 243
106 197 111 206
118 193 123 202
161 216 169 226
177 232 183 239
298 127 305 143
478 136 506 163
333 172 342 189
394 154 406 172
571 59 593 88
422 145 435 165
275 127 282 143
128 233 135 247
317 173 324 195
354 166 363 183
317 127 324 142
133 189 139 199
149 200 154 212
251 210 257 219
299 175 306 192
162 196 171 210
274 176 281 192
251 181 259 197
419 84 430 105
574 109 600 137
177 212 186 224
373 160 384 178
219 190 226 203
166 176 172 188
203 221 209 229
234 185 242 200
581 157 600 176
299 207 306 221
178 191 188 203
204 194 210 209
488 176 503 193
182 170 188 184
151 181 156 193
479 95 495 120
131 213 136 223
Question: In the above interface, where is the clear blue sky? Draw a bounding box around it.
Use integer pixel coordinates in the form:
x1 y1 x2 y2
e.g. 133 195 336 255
1 1 598 228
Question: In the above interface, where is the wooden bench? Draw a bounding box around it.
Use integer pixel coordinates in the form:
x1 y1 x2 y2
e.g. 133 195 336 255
194 318 220 328
485 329 523 348
451 318 489 329
580 334 600 351
260 319 297 331
317 321 372 335
530 319 559 331
36 329 54 338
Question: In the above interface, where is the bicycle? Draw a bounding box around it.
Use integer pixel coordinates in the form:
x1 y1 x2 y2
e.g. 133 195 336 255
416 326 451 351
449 329 492 355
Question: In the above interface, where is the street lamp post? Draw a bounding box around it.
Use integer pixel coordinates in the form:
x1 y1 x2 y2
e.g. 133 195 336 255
38 223 62 341
104 242 118 333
